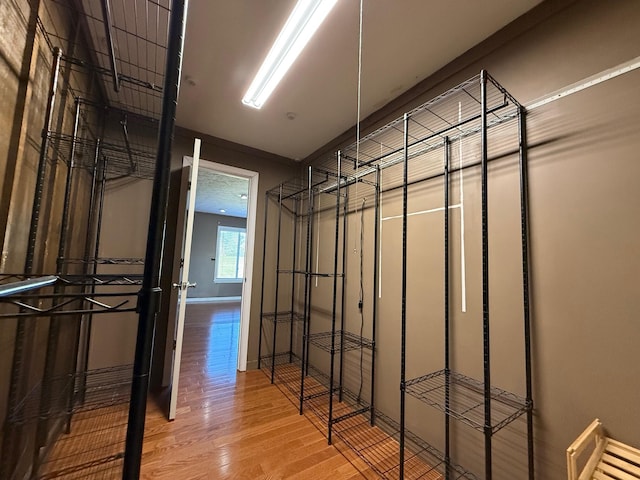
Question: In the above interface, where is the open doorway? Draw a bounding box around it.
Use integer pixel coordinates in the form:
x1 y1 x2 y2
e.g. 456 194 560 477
187 159 259 373
188 169 249 303
163 154 259 419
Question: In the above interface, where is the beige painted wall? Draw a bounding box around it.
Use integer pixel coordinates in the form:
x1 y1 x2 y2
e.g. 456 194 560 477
301 0 640 478
87 177 152 370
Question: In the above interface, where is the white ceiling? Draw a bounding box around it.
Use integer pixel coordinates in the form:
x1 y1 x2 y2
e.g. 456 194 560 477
176 0 543 160
195 169 249 218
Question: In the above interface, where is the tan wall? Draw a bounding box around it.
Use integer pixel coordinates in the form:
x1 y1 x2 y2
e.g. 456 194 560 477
303 0 640 478
87 177 153 369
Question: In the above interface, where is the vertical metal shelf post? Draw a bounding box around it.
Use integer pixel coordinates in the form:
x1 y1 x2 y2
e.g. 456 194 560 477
25 46 62 274
338 169 348 405
480 70 492 480
257 192 269 370
60 98 84 435
305 173 315 377
300 166 314 414
519 106 534 480
270 185 284 384
74 138 102 402
3 47 62 479
82 139 101 265
56 97 81 274
444 137 451 480
370 166 380 426
289 198 299 362
93 157 108 269
399 112 410 479
124 1 189 477
80 156 108 404
327 153 342 445
34 96 82 459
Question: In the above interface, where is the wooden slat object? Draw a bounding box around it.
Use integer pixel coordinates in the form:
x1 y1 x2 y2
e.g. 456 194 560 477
567 418 640 480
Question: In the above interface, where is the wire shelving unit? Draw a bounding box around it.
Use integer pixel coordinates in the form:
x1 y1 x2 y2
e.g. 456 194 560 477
265 71 532 480
258 156 380 445
1 0 188 478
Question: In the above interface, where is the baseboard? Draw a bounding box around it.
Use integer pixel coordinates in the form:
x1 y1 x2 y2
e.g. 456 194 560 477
185 296 241 304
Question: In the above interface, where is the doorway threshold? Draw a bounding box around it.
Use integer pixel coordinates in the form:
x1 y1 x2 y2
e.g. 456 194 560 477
184 296 241 304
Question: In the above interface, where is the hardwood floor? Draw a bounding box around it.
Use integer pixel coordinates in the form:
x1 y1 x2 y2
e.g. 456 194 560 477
140 302 364 479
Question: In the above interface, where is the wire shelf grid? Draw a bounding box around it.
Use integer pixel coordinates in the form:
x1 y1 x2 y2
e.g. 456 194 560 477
311 73 521 199
334 410 478 479
405 369 531 434
261 311 304 323
41 0 170 120
8 365 132 426
307 330 374 353
37 403 128 479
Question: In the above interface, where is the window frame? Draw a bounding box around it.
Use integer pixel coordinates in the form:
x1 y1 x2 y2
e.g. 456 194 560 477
214 225 246 284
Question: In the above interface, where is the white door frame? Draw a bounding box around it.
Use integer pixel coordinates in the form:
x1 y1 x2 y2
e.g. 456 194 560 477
195 158 258 372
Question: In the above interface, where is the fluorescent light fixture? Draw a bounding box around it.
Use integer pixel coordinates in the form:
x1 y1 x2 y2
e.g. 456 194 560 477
242 0 338 109
239 193 248 200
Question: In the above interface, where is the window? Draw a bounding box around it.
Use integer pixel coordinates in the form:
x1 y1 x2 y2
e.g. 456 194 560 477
214 225 246 283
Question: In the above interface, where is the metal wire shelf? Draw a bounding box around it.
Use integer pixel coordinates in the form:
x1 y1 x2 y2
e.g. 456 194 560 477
261 356 475 479
261 311 304 323
36 402 129 479
343 73 519 170
260 353 329 401
0 274 141 317
0 293 137 318
267 166 347 201
260 353 345 402
405 369 531 434
57 274 143 286
61 258 145 265
40 0 170 120
261 354 370 425
307 331 374 353
277 269 344 277
305 387 370 428
333 410 479 480
0 273 142 287
47 131 157 180
310 72 522 201
8 365 132 426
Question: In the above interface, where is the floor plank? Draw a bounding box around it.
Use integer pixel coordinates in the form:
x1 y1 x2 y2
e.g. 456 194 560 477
140 302 363 479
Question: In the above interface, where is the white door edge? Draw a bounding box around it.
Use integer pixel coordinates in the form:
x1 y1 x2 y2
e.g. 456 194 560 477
168 138 201 420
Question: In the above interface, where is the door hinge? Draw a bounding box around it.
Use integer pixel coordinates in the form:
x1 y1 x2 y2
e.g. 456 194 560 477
173 339 177 350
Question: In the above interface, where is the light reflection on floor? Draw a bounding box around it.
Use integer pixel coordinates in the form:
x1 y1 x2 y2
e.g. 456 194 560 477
180 302 241 388
205 307 240 378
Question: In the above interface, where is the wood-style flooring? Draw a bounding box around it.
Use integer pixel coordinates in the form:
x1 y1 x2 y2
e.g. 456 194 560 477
140 302 364 479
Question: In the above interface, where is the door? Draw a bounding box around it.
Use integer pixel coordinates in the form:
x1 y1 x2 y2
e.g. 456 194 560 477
168 138 201 420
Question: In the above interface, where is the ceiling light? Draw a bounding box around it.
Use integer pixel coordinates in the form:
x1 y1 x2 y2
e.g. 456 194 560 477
219 209 226 213
242 0 338 109
239 193 248 200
